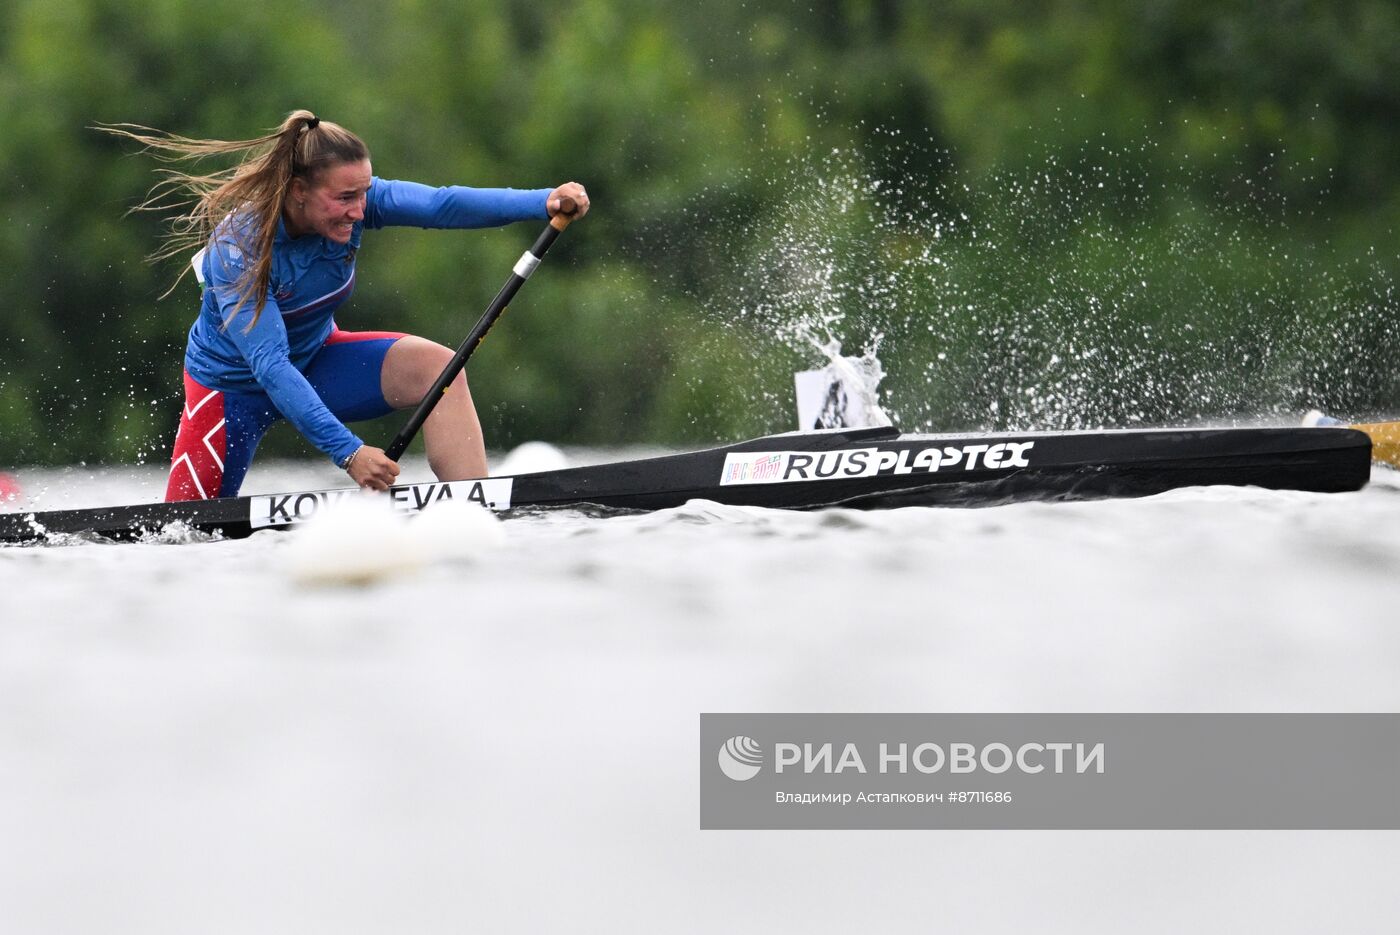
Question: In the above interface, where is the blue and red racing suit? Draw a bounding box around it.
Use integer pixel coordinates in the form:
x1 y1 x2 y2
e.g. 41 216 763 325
165 177 550 501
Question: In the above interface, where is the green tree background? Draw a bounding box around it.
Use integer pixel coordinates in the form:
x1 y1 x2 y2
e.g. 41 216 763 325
2 0 1397 465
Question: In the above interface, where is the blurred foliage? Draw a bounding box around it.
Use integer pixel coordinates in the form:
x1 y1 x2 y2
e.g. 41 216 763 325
1 0 1398 465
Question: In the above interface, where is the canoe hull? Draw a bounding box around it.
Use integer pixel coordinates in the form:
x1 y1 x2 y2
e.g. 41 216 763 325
0 425 1374 543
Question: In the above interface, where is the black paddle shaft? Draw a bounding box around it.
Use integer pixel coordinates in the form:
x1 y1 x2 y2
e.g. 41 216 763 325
384 202 576 461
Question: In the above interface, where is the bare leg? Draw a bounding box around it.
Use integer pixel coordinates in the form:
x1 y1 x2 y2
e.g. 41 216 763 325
380 336 488 479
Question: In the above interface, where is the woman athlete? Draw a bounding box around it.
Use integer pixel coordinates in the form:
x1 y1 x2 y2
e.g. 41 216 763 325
108 110 587 500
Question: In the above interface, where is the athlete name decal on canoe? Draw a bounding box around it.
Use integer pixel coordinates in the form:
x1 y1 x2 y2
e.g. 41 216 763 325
718 443 1035 486
249 478 515 528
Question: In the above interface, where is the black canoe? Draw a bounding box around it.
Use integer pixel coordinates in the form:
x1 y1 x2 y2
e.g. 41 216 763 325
0 424 1374 543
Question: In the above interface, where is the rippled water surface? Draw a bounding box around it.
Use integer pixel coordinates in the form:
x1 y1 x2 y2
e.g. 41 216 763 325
4 455 1400 933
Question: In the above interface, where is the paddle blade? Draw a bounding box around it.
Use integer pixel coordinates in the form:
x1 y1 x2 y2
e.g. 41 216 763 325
1351 420 1400 469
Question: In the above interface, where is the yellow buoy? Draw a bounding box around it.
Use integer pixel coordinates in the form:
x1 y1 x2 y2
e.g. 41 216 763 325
1351 421 1400 470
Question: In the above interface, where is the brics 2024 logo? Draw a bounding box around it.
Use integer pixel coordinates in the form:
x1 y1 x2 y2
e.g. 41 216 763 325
718 736 763 781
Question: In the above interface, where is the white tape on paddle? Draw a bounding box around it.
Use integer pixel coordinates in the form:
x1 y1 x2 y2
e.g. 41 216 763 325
513 251 541 280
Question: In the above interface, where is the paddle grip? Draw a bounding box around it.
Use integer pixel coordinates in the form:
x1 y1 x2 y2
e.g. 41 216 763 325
549 194 579 231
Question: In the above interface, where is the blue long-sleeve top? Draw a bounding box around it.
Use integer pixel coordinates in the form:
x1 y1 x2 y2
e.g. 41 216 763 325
187 178 551 466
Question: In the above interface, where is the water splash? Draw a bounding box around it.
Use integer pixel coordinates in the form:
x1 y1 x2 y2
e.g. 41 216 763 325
665 138 1400 434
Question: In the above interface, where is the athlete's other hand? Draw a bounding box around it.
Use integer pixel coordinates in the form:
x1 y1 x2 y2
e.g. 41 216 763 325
547 182 589 220
348 446 400 491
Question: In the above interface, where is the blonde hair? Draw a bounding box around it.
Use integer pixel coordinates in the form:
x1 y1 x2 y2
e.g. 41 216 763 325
99 110 369 325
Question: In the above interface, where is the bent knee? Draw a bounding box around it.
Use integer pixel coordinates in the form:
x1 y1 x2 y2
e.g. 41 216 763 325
415 343 457 386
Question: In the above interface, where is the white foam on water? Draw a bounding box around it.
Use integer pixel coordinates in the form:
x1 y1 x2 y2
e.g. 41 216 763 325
284 493 426 587
408 496 506 560
5 464 1400 935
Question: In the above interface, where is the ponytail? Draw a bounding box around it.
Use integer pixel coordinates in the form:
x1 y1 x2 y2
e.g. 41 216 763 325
98 110 370 327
